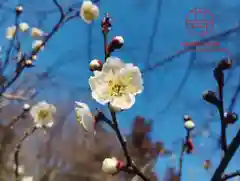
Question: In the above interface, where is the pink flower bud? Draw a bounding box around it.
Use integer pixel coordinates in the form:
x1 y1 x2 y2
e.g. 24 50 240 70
107 36 124 53
89 59 102 71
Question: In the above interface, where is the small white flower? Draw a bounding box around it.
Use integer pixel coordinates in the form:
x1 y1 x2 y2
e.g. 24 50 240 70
19 22 29 32
30 101 56 128
31 27 44 37
89 56 144 110
184 120 195 130
21 176 33 181
80 0 99 24
32 40 44 51
75 101 95 132
6 26 16 40
102 157 121 174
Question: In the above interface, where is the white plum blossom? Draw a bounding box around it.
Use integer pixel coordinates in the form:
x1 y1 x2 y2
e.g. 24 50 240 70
19 22 29 32
75 101 95 132
30 101 56 128
80 0 99 24
6 26 16 40
101 157 123 174
89 57 143 110
31 27 44 37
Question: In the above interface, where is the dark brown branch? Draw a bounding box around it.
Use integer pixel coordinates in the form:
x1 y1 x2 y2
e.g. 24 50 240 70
110 111 132 166
210 129 240 181
217 72 228 154
110 110 150 181
221 170 240 181
14 126 37 181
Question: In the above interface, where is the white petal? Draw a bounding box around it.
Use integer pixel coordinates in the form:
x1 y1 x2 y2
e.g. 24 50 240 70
88 72 108 91
102 57 125 74
91 87 111 105
110 94 135 110
91 4 99 18
119 64 144 95
89 74 112 104
81 113 95 132
75 101 90 112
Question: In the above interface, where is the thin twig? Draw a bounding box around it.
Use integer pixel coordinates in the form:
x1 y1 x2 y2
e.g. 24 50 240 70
222 170 240 181
110 111 132 166
14 126 37 181
178 139 185 181
110 110 150 181
53 0 64 18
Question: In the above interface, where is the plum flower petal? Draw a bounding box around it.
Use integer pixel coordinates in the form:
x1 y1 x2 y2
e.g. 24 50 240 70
75 101 95 132
6 26 16 40
102 56 125 74
19 22 29 32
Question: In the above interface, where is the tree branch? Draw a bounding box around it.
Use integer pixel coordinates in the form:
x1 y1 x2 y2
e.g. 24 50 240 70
221 170 240 181
210 129 240 181
14 126 37 181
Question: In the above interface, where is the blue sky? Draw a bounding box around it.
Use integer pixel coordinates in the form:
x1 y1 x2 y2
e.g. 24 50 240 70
2 0 240 180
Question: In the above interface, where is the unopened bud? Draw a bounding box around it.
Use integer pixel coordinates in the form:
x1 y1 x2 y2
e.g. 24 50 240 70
202 90 220 106
184 120 195 130
107 36 124 53
101 157 123 174
224 112 238 124
23 103 30 111
217 58 232 71
15 5 23 15
89 59 102 71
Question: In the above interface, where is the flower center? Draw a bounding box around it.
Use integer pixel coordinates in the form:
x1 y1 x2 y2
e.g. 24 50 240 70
38 109 50 120
84 10 94 20
108 80 126 97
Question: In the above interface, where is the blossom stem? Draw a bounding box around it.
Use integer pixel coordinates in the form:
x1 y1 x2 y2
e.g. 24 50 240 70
109 110 150 181
103 31 109 61
14 126 37 181
178 139 185 181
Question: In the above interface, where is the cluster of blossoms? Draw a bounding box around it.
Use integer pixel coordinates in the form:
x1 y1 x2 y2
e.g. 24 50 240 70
11 0 147 178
